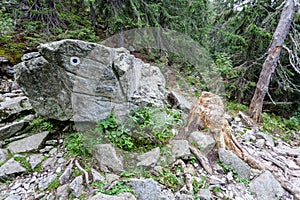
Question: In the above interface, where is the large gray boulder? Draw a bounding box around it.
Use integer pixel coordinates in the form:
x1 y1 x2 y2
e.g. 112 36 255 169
249 171 285 200
15 39 165 128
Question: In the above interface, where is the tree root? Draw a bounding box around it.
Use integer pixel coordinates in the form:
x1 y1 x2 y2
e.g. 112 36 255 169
75 159 92 194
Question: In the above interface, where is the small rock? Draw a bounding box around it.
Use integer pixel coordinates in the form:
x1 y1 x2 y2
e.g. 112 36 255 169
69 175 83 198
255 132 274 147
91 168 105 182
4 194 22 200
218 149 251 179
285 159 300 170
209 175 226 185
174 192 194 200
45 140 57 146
166 91 192 112
42 157 57 170
29 154 43 169
0 148 8 163
94 144 124 173
128 178 174 200
59 163 72 184
249 171 284 200
170 140 191 161
38 174 57 190
198 189 212 200
0 158 26 179
89 192 137 200
255 139 265 148
7 131 49 153
226 171 234 183
106 174 120 183
39 146 53 153
188 131 215 154
137 147 160 167
56 184 70 200
296 157 300 166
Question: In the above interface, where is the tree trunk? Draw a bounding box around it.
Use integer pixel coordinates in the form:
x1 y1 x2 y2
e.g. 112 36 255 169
248 0 295 122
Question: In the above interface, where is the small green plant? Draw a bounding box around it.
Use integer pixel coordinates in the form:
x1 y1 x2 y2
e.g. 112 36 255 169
65 133 90 157
238 178 250 186
14 156 31 171
211 186 222 193
93 180 135 195
29 117 53 132
72 167 83 176
94 107 183 152
41 121 53 131
218 160 238 179
48 178 60 190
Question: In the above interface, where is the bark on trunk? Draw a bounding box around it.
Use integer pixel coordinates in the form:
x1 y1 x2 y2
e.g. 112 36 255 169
248 0 295 122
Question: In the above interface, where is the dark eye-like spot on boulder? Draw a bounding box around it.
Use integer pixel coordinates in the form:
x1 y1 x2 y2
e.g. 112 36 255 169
70 57 80 66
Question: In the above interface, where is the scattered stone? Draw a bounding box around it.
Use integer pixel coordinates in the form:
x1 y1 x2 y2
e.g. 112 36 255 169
166 91 192 112
106 174 120 184
128 178 174 200
69 175 83 198
28 154 43 169
59 162 73 184
91 168 105 182
42 157 57 171
174 193 194 200
0 148 8 162
137 147 160 167
0 158 26 179
0 121 26 140
56 184 70 200
0 96 32 122
94 144 124 173
38 174 57 190
170 140 191 161
198 189 212 200
4 194 22 200
218 149 251 179
89 192 137 200
188 131 216 154
255 139 265 148
249 171 284 200
254 132 274 147
7 131 49 153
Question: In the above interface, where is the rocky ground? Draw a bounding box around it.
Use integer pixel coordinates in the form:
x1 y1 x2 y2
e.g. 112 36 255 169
0 53 300 200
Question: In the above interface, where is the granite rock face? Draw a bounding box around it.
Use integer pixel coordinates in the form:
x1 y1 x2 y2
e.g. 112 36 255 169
15 39 165 129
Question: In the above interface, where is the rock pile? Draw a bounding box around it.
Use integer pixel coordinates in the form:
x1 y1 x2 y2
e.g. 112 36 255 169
0 41 299 200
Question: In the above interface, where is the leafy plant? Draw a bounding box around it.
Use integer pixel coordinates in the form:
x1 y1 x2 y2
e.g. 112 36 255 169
94 107 183 152
29 117 53 132
48 178 60 190
14 156 31 171
64 133 90 157
92 180 135 196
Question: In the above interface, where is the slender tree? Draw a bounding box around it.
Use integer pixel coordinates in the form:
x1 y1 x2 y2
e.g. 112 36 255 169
248 0 296 122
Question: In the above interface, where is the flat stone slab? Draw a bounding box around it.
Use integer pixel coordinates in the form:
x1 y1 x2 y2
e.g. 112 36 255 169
7 131 49 153
137 147 160 167
0 158 26 179
0 121 25 140
218 148 251 179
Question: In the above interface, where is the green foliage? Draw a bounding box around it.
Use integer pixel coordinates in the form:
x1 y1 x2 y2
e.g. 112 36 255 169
218 160 238 179
47 178 60 190
225 101 248 115
155 168 183 192
261 113 300 142
14 156 31 171
29 117 53 132
92 180 135 196
64 133 90 157
95 107 183 152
